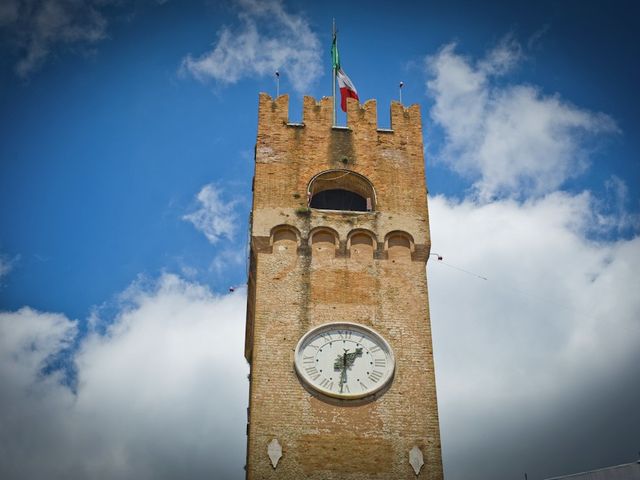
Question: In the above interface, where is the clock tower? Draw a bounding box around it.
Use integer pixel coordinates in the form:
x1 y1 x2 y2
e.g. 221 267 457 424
244 93 443 479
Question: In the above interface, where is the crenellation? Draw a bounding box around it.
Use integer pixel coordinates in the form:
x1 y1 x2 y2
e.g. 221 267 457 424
346 98 378 135
257 93 289 135
257 92 424 143
389 101 422 139
302 95 333 129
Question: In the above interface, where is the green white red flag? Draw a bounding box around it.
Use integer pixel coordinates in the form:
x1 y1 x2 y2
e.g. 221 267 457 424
332 29 359 112
336 68 359 112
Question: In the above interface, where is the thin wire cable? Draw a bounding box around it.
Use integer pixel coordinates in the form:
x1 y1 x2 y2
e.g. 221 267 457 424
309 171 360 197
436 260 488 280
429 258 617 322
313 171 353 181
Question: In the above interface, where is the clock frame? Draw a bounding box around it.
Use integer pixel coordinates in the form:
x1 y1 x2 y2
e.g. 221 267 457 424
294 322 396 400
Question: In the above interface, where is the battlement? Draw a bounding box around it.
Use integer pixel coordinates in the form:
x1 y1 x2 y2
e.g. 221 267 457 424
257 93 422 136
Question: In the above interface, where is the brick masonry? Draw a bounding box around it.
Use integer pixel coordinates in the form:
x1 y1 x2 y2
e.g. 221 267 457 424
245 93 444 479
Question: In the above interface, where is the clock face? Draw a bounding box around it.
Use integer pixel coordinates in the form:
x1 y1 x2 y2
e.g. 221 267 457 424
294 322 395 400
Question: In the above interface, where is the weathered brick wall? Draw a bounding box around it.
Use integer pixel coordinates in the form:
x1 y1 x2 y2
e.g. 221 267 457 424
245 93 443 479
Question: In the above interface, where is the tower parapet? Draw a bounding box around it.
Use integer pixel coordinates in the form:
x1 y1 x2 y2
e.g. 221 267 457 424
258 93 423 137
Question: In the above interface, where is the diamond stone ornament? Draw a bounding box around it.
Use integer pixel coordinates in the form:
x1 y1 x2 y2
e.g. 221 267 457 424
267 438 282 468
409 445 424 475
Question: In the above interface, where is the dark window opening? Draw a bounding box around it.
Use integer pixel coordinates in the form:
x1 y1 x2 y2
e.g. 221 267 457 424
310 189 368 211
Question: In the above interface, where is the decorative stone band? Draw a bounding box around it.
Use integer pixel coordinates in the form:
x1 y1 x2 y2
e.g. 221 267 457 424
252 235 430 262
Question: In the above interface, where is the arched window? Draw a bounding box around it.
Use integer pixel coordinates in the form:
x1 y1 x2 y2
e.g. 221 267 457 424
308 170 375 212
310 189 366 211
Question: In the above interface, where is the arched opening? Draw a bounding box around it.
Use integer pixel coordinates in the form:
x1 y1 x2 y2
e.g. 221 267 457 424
308 170 375 212
310 189 367 211
310 229 337 260
349 232 375 261
272 226 298 254
386 232 413 263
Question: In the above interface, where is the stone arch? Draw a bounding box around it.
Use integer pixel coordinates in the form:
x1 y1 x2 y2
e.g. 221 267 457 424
347 229 377 261
385 231 414 263
270 224 300 254
309 227 339 259
307 170 376 212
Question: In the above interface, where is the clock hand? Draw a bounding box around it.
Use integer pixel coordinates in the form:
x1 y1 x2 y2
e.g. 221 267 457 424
334 351 347 392
340 350 348 391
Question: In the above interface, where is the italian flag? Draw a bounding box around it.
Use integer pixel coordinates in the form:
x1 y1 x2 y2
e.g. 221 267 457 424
336 68 359 112
332 31 359 112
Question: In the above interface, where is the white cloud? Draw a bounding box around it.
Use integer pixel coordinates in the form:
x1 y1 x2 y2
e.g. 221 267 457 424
428 193 640 479
0 274 248 479
477 34 522 75
600 174 640 232
0 253 19 281
210 247 246 275
426 41 619 201
0 0 117 78
0 257 12 279
421 35 638 479
181 0 322 94
0 307 76 392
183 184 239 244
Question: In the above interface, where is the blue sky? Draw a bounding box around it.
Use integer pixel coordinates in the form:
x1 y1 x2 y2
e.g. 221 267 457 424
0 1 639 479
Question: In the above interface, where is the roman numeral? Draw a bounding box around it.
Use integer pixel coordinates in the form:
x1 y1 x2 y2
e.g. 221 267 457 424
359 380 368 390
337 330 352 340
369 345 381 353
319 378 334 390
374 359 386 368
305 366 320 380
368 370 383 383
302 355 315 364
321 333 333 342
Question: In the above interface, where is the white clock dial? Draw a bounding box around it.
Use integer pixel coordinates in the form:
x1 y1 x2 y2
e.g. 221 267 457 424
294 322 395 400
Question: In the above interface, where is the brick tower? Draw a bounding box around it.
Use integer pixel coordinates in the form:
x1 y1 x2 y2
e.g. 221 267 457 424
244 93 443 479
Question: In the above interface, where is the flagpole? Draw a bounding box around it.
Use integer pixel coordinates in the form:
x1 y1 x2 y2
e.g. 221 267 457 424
332 19 336 126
